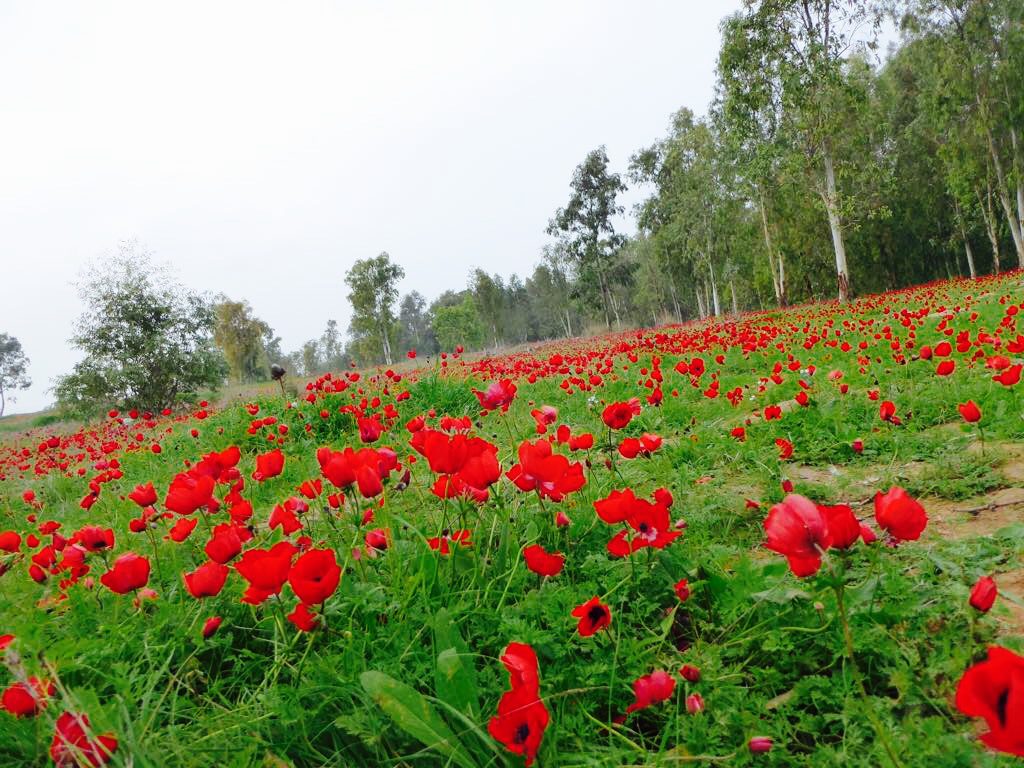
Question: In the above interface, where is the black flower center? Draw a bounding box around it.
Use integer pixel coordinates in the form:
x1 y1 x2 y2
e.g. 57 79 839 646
514 723 531 744
996 687 1010 727
588 605 607 624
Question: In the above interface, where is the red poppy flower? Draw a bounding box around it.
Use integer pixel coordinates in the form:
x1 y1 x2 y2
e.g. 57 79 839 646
594 488 639 524
288 548 341 605
522 544 565 577
202 616 223 639
71 525 114 553
955 646 1024 756
618 433 662 459
427 529 472 555
128 482 157 508
571 596 611 636
674 578 690 601
184 561 229 598
287 602 320 632
50 712 118 767
253 448 285 481
488 682 549 766
625 670 676 714
602 398 641 429
317 446 394 498
2 677 54 717
165 472 215 515
970 576 997 613
775 438 794 460
168 517 198 542
600 490 682 556
506 440 586 502
821 504 860 549
993 364 1022 386
0 530 22 553
874 487 927 542
488 642 548 766
763 494 831 577
958 401 982 423
235 541 298 603
499 642 540 693
879 401 896 422
269 502 303 536
936 360 956 376
204 523 244 563
473 379 517 412
99 552 150 594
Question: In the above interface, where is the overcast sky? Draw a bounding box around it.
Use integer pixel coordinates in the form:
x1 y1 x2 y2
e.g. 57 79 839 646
0 0 743 415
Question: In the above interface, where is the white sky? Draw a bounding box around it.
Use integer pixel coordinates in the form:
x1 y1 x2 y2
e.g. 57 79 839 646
0 0 742 414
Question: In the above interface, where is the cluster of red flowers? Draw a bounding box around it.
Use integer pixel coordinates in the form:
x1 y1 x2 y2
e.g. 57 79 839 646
487 643 549 766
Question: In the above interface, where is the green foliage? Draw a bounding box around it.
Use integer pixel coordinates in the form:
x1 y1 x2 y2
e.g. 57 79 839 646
0 332 31 417
53 243 227 418
432 296 485 352
345 252 405 366
212 296 272 383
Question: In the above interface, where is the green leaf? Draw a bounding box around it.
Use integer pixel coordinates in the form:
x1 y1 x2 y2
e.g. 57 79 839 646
359 671 475 768
433 609 479 718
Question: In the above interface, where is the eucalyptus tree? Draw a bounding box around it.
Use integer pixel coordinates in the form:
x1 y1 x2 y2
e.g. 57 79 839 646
344 252 405 366
547 147 628 328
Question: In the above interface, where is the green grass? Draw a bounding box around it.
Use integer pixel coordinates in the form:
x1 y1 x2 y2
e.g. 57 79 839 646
1 274 1023 766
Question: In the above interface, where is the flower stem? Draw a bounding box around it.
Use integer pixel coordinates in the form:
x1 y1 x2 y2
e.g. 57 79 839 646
833 581 904 768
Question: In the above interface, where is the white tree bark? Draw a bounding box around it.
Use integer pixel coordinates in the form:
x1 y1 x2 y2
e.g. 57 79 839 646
822 150 850 302
758 192 784 305
709 261 721 316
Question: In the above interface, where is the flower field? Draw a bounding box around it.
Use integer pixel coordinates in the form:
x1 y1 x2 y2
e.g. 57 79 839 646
3 274 1024 767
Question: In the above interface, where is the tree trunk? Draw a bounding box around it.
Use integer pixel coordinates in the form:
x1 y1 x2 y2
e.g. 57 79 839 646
695 285 706 320
978 184 1002 274
730 280 738 315
0 384 5 417
985 126 1024 266
1011 125 1024 234
668 279 682 322
709 261 721 316
821 150 850 302
758 191 784 306
954 198 977 279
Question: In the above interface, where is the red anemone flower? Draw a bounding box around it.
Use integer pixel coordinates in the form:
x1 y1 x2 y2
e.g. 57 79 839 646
506 440 586 502
571 596 611 636
427 529 472 555
253 448 285 481
50 712 119 767
955 646 1024 756
488 642 548 767
165 472 215 516
2 677 54 717
99 552 151 594
958 401 982 423
235 541 298 603
473 379 517 412
763 494 831 577
874 486 927 542
288 548 341 605
522 544 565 577
602 398 641 429
128 482 157 508
184 561 229 598
970 576 998 613
488 680 548 766
625 670 676 714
